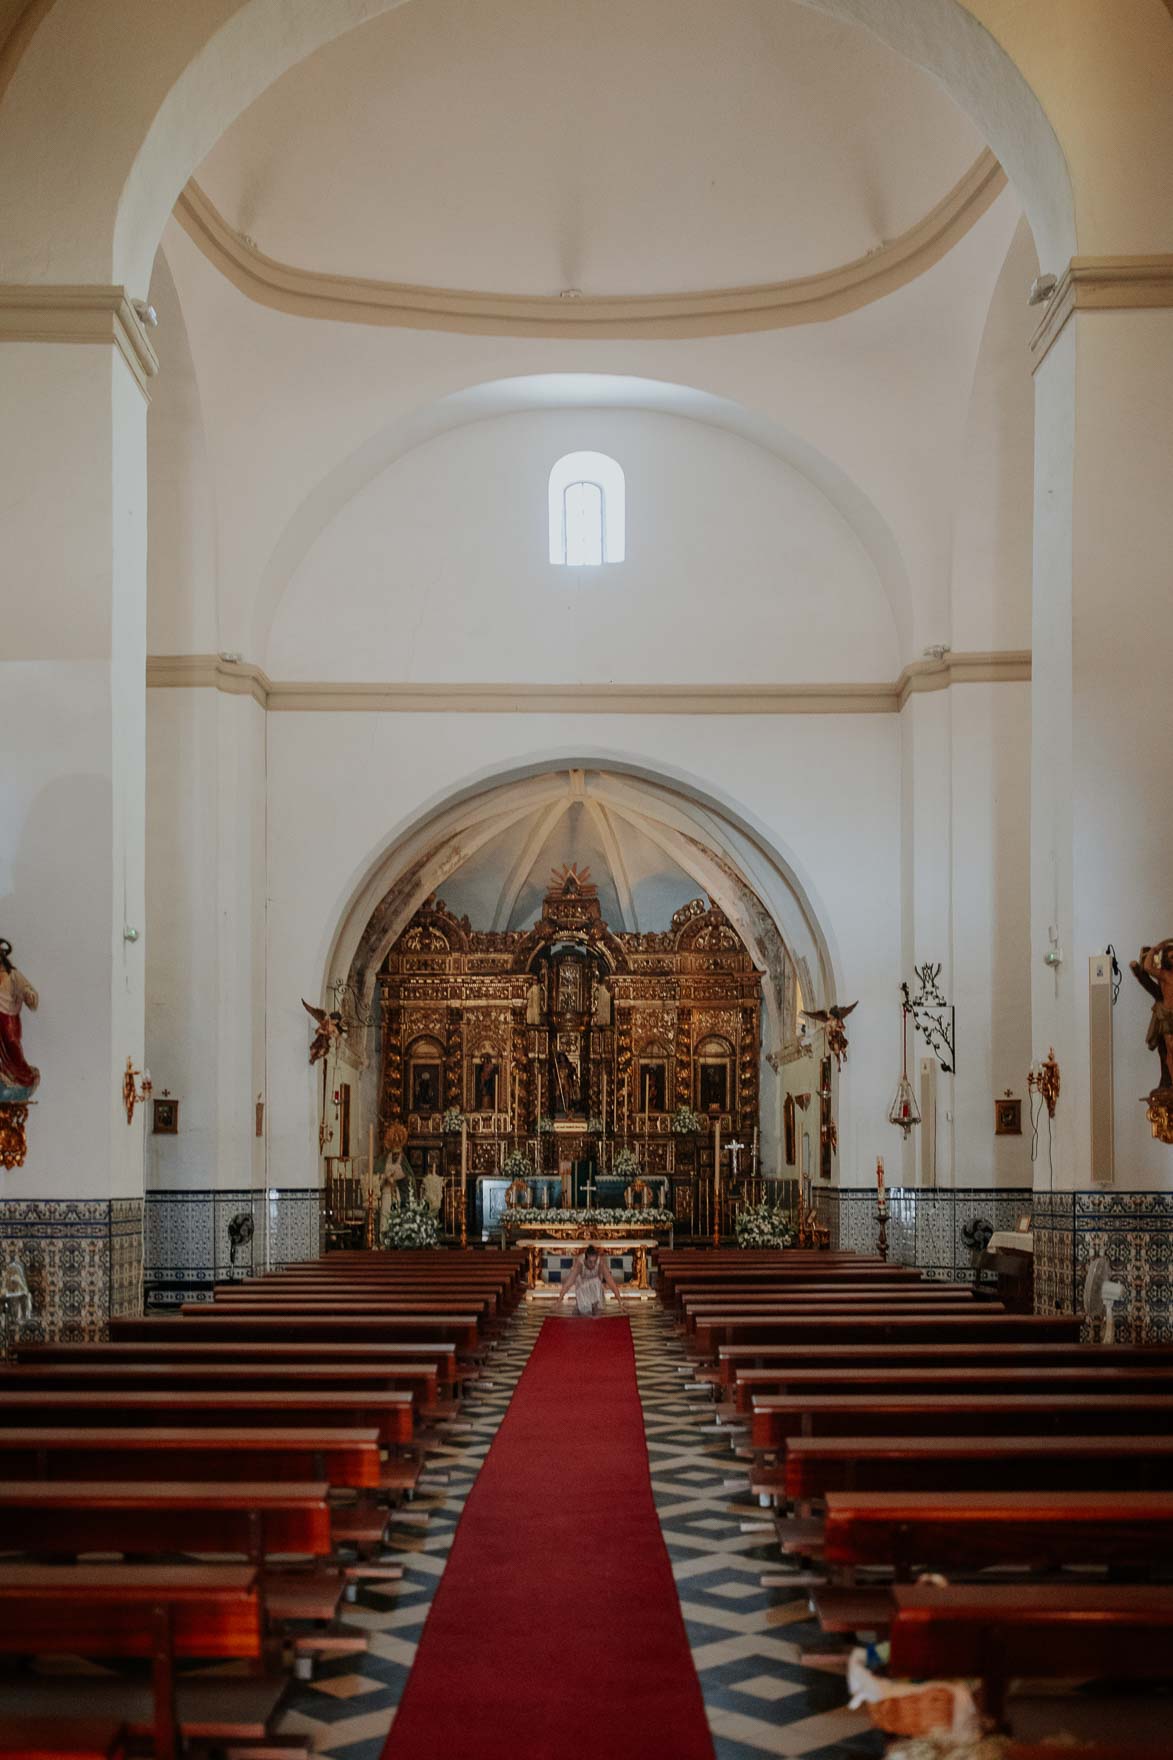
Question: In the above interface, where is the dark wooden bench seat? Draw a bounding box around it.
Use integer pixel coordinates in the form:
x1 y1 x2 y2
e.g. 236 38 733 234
0 1389 414 1449
1 1360 441 1413
777 1433 1173 1500
733 1362 1173 1411
111 1313 481 1349
20 1338 460 1392
0 1718 128 1759
695 1313 1080 1354
716 1338 1173 1386
888 1583 1173 1726
750 1391 1173 1451
0 1481 332 1562
0 1564 263 1760
823 1489 1173 1573
0 1426 383 1488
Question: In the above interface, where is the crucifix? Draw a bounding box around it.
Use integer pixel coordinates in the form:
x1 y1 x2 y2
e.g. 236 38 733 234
726 1139 745 1181
582 1177 596 1210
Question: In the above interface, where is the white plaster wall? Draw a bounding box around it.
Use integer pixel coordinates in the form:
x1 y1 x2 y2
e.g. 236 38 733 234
950 215 1038 652
266 409 899 685
145 688 266 1191
146 248 219 655
949 681 1033 1188
262 712 902 1192
1 345 147 1202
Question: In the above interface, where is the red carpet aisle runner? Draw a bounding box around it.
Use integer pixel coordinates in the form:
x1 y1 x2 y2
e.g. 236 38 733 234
382 1316 714 1759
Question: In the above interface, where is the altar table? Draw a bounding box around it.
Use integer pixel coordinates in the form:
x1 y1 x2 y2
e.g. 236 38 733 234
519 1238 655 1292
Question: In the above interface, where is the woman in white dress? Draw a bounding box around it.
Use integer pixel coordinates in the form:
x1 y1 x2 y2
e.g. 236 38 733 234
559 1244 621 1316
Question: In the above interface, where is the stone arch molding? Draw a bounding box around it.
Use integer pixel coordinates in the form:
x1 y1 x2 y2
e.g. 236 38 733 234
322 761 844 1079
0 0 1074 291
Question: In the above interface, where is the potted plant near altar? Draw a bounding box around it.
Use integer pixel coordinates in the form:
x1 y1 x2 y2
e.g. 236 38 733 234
734 1201 795 1250
381 1193 440 1250
670 1106 703 1135
503 1147 535 1182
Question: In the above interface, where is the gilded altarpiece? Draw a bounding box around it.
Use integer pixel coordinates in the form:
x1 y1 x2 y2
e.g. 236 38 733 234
378 870 764 1231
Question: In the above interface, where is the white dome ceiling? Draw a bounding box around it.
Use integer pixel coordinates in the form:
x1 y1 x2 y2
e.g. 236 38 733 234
195 0 984 298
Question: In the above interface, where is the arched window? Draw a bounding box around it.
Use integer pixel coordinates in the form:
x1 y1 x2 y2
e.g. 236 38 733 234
548 451 625 566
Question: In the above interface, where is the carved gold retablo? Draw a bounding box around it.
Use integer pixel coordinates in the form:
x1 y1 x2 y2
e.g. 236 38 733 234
0 1102 29 1169
1145 1088 1173 1146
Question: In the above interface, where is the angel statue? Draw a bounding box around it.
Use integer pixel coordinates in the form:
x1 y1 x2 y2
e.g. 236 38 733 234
301 998 346 1066
0 941 39 1102
800 1001 858 1070
1132 940 1173 1093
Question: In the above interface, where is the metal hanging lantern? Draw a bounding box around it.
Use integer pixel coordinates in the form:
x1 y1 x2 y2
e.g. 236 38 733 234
887 996 921 1138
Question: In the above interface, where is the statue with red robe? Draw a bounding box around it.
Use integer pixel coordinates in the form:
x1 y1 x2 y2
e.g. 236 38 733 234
0 941 38 1102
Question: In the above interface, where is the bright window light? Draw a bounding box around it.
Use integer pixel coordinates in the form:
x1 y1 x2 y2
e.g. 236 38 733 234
548 451 625 566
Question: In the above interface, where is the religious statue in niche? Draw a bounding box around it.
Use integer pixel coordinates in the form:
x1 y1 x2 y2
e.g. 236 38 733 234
378 1123 413 1236
592 975 612 1027
641 1063 666 1114
553 1048 582 1116
301 997 346 1065
1132 939 1173 1144
473 1054 499 1114
0 940 38 1170
410 1062 440 1114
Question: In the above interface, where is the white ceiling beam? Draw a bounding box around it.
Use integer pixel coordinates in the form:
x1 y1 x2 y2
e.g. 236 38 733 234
491 794 571 932
586 797 638 932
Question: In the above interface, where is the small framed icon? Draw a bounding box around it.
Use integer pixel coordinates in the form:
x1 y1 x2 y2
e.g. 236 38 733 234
994 1094 1022 1136
152 1095 179 1135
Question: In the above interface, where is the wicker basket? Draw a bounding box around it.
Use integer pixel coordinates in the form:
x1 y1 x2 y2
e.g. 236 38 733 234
866 1684 961 1736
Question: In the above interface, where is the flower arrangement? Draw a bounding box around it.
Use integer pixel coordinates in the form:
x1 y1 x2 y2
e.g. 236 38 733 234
671 1106 703 1134
381 1195 440 1249
612 1146 640 1179
586 1116 604 1134
503 1147 534 1181
734 1202 795 1250
442 1108 464 1134
504 1207 673 1230
537 1116 553 1134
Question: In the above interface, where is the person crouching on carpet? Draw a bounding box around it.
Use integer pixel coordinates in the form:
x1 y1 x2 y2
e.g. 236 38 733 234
560 1244 621 1316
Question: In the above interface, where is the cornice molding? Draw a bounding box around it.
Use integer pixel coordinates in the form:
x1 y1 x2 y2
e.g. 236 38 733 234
175 151 1006 341
147 650 1031 715
1031 254 1173 370
0 284 159 396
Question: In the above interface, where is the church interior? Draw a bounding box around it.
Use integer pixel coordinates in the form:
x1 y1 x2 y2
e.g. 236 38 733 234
2 2 1173 1756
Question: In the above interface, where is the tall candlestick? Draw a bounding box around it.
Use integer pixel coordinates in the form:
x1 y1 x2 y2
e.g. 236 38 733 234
876 1155 885 1196
751 1125 759 1179
712 1115 722 1247
460 1120 468 1249
367 1122 375 1203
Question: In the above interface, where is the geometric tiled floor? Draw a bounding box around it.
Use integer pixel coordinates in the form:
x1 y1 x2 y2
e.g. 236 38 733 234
278 1300 884 1759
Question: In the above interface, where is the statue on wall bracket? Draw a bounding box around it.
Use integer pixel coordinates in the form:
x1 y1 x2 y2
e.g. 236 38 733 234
1132 940 1173 1144
0 940 38 1169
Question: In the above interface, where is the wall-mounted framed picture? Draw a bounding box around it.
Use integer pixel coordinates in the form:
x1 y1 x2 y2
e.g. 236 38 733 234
994 1094 1022 1136
152 1094 179 1134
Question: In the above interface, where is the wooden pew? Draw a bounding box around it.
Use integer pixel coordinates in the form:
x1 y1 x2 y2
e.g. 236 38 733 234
822 1489 1173 1574
0 1389 414 1449
750 1391 1173 1452
111 1313 482 1349
732 1362 1173 1413
1 1359 441 1415
0 1719 128 1760
695 1312 1078 1355
715 1339 1173 1388
780 1433 1173 1500
0 1564 262 1760
888 1583 1173 1727
20 1338 461 1394
0 1426 382 1488
0 1480 331 1563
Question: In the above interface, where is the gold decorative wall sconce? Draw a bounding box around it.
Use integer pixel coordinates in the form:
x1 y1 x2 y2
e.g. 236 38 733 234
1028 1048 1060 1119
122 1058 152 1124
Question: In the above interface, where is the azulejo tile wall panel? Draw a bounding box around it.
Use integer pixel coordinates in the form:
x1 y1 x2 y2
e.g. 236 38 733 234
0 1197 144 1341
812 1186 1034 1283
144 1187 325 1307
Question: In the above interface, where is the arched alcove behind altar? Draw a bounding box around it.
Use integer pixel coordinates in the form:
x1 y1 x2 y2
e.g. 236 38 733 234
315 760 847 1194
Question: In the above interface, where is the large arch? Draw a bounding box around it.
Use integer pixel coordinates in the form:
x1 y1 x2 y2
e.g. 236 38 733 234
318 755 851 1176
0 1 1079 293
